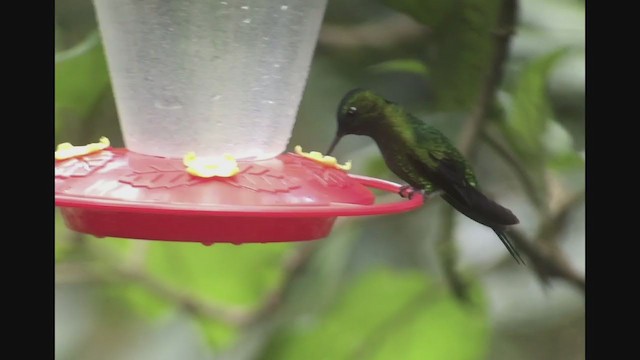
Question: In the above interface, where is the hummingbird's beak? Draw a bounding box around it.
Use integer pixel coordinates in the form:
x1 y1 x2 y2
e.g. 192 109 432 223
326 133 343 156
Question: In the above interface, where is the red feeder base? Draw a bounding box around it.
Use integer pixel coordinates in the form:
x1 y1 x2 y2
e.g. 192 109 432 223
55 148 423 244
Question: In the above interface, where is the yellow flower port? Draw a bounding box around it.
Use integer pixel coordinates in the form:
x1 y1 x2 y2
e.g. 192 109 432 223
183 152 241 178
294 145 352 171
55 137 111 160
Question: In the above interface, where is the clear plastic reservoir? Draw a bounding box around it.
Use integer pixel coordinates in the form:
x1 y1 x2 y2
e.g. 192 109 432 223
92 0 328 160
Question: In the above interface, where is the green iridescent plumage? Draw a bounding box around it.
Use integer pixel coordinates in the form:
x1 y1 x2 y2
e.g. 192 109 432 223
327 89 524 264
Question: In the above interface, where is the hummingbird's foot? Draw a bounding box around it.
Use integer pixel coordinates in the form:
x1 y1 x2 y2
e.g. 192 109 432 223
398 185 422 200
424 190 444 199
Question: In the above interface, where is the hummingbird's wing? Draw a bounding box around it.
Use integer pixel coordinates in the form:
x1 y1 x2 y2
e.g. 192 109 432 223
402 120 477 205
407 150 520 227
399 117 517 226
406 150 475 207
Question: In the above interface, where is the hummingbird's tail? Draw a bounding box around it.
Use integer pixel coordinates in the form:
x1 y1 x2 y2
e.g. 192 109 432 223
441 187 519 228
493 228 525 265
441 188 524 265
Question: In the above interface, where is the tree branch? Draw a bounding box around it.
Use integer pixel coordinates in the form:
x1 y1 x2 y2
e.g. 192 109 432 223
349 288 433 359
458 0 518 156
441 0 518 299
538 188 585 246
245 241 322 324
502 189 585 292
55 260 252 326
481 130 546 211
318 14 429 50
55 234 254 326
112 266 252 325
438 206 470 301
508 229 585 293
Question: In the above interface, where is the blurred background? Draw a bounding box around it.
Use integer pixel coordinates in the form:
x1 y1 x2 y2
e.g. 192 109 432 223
55 0 585 359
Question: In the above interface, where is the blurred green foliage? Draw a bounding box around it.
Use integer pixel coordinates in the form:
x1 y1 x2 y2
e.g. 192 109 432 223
501 47 583 171
367 59 429 77
385 0 501 111
55 0 585 359
55 30 109 137
262 270 488 360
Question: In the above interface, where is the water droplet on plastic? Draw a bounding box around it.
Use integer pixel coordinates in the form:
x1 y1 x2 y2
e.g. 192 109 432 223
212 95 223 101
273 64 281 68
281 5 288 10
243 18 251 24
241 5 249 10
220 1 228 5
154 98 183 110
261 100 275 104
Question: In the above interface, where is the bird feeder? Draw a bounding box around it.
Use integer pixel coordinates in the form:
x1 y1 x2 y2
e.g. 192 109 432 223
55 0 423 244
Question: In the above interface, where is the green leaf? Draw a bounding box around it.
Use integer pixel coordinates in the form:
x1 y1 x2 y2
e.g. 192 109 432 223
99 241 293 348
55 31 110 135
368 59 429 77
195 316 238 350
496 48 580 206
387 0 503 111
261 269 489 360
384 0 456 29
543 120 584 170
145 242 292 306
91 236 136 258
501 48 569 160
144 242 292 345
55 30 101 64
276 224 363 318
55 210 71 261
104 282 173 319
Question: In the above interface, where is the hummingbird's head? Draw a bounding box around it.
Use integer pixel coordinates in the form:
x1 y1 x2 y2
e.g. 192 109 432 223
327 88 389 155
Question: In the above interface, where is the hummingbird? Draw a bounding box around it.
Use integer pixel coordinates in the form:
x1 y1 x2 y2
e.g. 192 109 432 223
326 89 524 264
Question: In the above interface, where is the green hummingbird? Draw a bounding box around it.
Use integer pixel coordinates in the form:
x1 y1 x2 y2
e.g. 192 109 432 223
326 89 524 264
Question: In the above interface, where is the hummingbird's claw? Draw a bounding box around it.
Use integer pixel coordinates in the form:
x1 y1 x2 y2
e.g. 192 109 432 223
398 185 421 200
424 190 444 199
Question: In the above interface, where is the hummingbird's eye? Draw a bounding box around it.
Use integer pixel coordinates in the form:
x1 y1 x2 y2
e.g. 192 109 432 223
347 106 358 116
